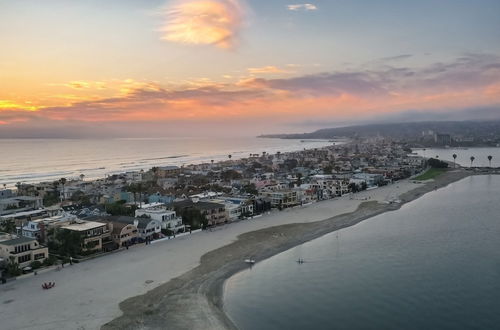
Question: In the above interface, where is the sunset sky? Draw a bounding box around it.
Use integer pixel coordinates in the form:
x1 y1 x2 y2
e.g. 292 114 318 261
1 0 499 137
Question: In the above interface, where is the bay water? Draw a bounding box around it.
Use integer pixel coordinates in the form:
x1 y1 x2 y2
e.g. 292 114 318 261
224 175 500 330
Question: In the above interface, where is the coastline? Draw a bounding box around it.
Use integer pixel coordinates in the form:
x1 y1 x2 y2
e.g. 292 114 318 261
102 169 475 330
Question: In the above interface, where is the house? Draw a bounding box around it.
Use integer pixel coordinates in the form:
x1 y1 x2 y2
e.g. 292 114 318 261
156 166 181 178
260 190 299 209
93 218 138 248
95 216 162 241
135 204 184 232
0 234 48 269
21 212 77 243
60 221 111 253
351 173 385 187
0 196 44 216
215 197 255 221
147 192 175 205
173 199 228 226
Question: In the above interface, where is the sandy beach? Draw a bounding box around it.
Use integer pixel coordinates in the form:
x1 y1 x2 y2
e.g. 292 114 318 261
0 169 471 330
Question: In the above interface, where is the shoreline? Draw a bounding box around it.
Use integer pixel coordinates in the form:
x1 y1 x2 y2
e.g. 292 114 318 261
102 169 476 330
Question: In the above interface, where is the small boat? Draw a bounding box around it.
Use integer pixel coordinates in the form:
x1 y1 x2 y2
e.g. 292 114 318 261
245 259 255 264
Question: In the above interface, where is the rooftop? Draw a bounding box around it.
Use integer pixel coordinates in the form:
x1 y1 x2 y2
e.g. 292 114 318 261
61 221 107 232
0 236 37 246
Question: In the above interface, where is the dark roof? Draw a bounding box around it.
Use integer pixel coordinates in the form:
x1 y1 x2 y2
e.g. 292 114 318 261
172 200 224 211
0 236 36 246
87 215 156 229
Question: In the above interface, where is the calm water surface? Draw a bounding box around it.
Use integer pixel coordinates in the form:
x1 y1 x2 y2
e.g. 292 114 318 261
224 175 500 330
414 147 500 167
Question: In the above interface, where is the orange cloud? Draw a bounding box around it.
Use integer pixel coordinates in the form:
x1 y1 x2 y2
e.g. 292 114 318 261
160 0 245 49
247 66 289 74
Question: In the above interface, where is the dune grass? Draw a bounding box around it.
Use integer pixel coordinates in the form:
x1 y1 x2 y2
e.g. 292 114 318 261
414 168 446 181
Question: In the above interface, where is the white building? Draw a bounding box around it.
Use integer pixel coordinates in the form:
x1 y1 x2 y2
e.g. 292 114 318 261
135 204 184 232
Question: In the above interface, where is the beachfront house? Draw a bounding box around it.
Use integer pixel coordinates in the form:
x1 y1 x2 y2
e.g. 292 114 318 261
96 216 161 241
0 234 48 269
260 190 299 209
60 221 111 253
173 199 228 226
135 204 184 233
92 217 138 248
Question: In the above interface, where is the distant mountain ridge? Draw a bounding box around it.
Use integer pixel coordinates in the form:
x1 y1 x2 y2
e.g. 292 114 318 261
259 121 500 140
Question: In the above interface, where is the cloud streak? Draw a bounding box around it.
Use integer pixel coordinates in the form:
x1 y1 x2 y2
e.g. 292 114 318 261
287 3 317 11
160 0 245 49
247 66 289 74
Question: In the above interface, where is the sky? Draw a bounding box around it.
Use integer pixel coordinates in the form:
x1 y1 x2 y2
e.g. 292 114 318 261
1 0 499 138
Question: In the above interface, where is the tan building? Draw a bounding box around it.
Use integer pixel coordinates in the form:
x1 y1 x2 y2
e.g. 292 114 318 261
0 235 48 269
261 190 299 209
95 219 138 248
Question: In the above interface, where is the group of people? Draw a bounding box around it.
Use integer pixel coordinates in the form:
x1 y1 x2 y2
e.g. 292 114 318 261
42 282 55 289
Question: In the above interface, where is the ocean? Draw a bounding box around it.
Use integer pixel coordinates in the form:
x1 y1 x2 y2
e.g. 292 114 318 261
0 137 333 187
223 175 500 330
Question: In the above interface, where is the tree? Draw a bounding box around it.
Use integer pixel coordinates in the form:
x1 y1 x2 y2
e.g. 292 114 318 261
452 154 457 168
59 178 67 201
80 174 85 181
70 190 91 206
488 155 493 167
53 229 83 257
428 158 449 169
228 154 232 160
175 207 207 230
470 156 475 168
105 200 137 216
7 256 21 277
0 219 16 234
242 183 258 195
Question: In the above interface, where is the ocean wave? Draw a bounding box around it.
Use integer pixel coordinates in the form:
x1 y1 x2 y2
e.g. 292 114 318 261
76 167 106 172
0 170 75 182
140 155 189 161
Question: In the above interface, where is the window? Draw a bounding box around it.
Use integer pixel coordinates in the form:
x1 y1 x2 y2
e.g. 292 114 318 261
18 254 31 263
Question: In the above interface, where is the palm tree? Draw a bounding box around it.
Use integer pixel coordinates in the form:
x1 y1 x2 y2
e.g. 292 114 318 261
487 155 493 167
470 156 475 168
228 154 232 160
423 148 426 158
59 178 67 201
452 154 457 168
80 174 85 181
